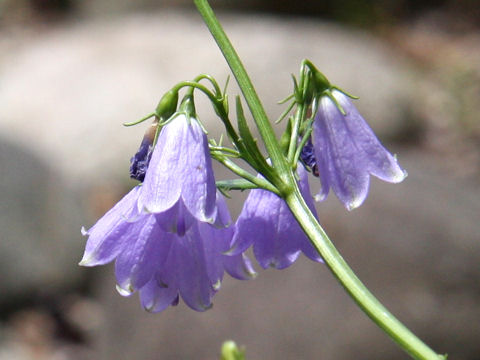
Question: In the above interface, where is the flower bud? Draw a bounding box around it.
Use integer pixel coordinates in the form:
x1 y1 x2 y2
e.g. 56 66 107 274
299 138 319 177
129 119 158 182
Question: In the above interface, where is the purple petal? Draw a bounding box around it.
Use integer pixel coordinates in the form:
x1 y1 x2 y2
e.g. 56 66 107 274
233 165 322 269
333 90 407 183
249 192 301 269
79 186 140 266
198 193 256 284
229 189 266 256
139 276 179 313
311 118 330 201
173 226 215 311
154 201 195 236
212 191 233 228
115 216 173 294
139 114 217 223
314 95 370 210
223 253 257 280
197 221 229 286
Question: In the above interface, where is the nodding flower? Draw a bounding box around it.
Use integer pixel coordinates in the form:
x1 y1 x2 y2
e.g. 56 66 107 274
138 113 217 231
309 89 407 211
230 164 323 270
80 114 255 313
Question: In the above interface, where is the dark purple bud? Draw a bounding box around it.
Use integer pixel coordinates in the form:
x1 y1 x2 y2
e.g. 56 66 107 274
129 121 158 182
300 138 319 177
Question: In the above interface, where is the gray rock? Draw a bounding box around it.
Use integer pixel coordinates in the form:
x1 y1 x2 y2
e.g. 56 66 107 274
0 11 415 185
0 137 84 301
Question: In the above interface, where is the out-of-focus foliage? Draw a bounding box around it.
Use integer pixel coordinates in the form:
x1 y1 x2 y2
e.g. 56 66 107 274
1 0 479 31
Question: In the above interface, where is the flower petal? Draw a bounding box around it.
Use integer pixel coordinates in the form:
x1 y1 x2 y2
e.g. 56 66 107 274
251 194 301 269
212 191 233 229
174 226 215 311
334 90 407 184
311 117 330 202
139 115 217 223
79 186 140 266
314 95 370 210
178 118 217 223
233 164 322 269
197 222 228 286
223 253 256 280
115 216 173 293
139 276 179 313
154 201 195 236
229 189 266 256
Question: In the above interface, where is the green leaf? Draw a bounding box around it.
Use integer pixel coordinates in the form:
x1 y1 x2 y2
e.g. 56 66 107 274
216 179 258 192
235 96 271 171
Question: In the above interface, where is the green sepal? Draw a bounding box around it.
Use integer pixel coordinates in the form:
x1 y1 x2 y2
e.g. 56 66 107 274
312 69 330 94
155 89 179 120
279 117 293 154
178 94 196 118
275 99 295 124
302 59 331 94
123 112 156 127
302 72 315 104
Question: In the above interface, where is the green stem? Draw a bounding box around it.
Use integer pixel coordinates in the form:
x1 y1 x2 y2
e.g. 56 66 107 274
212 155 280 195
193 0 290 186
193 1 444 359
286 102 306 164
285 186 444 360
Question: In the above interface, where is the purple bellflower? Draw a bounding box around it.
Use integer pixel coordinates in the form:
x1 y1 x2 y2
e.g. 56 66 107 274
139 193 256 313
310 89 407 210
230 164 322 269
80 113 255 312
138 114 217 233
80 186 254 313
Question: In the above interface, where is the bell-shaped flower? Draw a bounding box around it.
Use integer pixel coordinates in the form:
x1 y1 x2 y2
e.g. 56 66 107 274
131 193 255 313
138 113 217 232
80 187 254 313
311 89 407 210
230 165 322 270
139 215 256 312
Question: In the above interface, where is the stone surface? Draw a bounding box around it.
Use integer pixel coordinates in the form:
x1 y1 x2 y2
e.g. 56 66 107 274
0 11 415 185
0 137 85 302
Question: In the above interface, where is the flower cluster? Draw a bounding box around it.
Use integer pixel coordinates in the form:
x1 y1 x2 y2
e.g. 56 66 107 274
81 74 406 313
81 113 255 312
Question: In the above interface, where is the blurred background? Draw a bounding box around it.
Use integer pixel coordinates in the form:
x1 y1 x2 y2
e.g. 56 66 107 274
0 0 479 359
